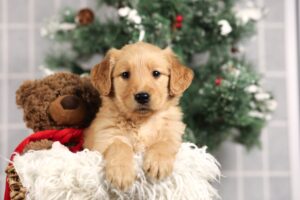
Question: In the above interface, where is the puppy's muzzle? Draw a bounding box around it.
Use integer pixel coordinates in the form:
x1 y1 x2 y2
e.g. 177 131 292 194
134 92 150 104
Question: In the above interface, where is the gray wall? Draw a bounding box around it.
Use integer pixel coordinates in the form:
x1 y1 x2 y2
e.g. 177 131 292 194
0 0 294 199
216 0 292 199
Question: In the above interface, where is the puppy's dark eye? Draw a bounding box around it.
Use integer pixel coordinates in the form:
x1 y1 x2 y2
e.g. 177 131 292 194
121 71 130 79
152 71 160 78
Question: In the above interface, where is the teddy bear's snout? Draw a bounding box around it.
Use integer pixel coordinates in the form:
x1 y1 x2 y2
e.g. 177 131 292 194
48 95 87 126
60 95 81 110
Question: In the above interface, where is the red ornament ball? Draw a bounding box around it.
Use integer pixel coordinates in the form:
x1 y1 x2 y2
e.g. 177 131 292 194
175 22 182 29
215 77 222 86
176 15 183 22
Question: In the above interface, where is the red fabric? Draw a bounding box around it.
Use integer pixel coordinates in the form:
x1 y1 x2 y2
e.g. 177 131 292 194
4 128 84 200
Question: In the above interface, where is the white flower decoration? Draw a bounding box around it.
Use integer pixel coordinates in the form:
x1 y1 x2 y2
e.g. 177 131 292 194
58 23 76 31
41 18 76 38
236 8 263 24
265 114 272 121
245 85 258 93
64 9 72 16
233 69 240 77
218 19 232 36
249 101 256 109
266 99 278 111
118 7 131 17
255 93 271 101
198 89 204 95
248 111 265 119
40 18 60 37
128 9 142 24
118 7 142 24
40 28 48 37
128 9 138 19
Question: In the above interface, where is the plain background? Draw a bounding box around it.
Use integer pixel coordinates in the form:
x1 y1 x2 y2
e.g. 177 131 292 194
0 0 299 200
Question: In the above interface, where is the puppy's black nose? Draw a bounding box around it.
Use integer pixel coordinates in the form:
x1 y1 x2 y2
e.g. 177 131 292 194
134 92 150 104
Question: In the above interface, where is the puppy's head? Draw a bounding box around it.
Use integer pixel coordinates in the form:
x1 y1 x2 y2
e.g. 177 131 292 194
92 42 193 117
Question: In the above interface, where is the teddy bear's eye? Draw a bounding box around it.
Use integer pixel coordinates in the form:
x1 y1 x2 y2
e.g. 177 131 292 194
75 89 82 97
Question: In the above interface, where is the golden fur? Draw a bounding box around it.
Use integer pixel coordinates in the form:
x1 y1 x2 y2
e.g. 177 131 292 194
84 42 194 190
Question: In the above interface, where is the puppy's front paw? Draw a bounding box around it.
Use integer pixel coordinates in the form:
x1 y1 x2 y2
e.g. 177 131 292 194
143 149 175 180
105 163 136 191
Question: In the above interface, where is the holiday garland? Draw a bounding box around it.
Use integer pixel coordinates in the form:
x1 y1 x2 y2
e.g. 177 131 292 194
40 0 274 150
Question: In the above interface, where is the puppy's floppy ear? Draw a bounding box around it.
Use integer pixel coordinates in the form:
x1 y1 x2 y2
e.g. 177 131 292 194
91 48 120 96
164 48 194 96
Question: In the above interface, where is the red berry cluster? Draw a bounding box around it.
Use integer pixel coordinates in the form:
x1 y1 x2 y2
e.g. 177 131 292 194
215 77 222 86
175 15 183 29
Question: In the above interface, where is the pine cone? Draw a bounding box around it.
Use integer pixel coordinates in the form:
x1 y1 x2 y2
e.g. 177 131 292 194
76 8 94 25
5 165 26 200
5 139 54 199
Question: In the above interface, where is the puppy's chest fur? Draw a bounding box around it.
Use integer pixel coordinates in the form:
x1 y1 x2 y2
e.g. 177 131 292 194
83 105 185 153
115 113 165 152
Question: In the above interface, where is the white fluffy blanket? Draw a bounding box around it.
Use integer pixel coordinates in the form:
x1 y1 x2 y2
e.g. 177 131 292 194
13 142 220 200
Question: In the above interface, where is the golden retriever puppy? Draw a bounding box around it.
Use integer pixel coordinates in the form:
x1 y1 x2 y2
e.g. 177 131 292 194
83 42 193 190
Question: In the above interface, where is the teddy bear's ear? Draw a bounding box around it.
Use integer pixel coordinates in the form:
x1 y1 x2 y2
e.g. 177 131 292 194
16 80 35 107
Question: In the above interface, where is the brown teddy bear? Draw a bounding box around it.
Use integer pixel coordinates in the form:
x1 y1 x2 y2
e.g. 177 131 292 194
16 72 100 132
5 72 101 200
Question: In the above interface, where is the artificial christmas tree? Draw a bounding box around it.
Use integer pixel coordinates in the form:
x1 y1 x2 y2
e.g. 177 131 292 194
40 0 275 150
